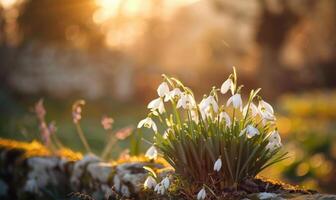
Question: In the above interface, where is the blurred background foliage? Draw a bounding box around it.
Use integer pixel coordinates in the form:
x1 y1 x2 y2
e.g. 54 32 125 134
0 0 335 194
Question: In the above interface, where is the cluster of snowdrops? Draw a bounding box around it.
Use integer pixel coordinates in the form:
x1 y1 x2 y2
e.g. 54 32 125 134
138 68 286 199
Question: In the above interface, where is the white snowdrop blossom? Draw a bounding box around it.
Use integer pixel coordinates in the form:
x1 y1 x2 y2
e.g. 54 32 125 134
242 102 259 117
200 96 219 113
145 146 158 160
259 100 274 114
258 192 278 199
164 88 182 102
213 158 222 172
219 111 231 127
177 93 196 110
148 98 165 114
157 82 170 97
240 125 260 138
190 110 199 123
220 78 234 94
226 93 243 110
154 183 165 195
162 177 170 189
258 100 276 122
268 130 281 144
144 176 157 189
197 187 207 200
266 131 282 151
137 117 157 132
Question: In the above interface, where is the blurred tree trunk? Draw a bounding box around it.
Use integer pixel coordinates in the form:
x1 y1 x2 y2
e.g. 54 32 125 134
255 0 301 98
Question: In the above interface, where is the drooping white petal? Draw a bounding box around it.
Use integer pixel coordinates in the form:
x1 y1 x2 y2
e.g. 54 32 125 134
164 88 182 102
177 93 196 110
162 177 170 189
137 118 147 128
148 98 165 114
259 100 274 114
144 176 157 189
213 158 222 172
157 82 170 97
197 188 207 200
226 94 242 110
138 117 158 132
240 125 259 138
243 103 259 117
220 78 233 94
219 112 231 127
268 130 281 144
145 146 158 160
199 96 219 115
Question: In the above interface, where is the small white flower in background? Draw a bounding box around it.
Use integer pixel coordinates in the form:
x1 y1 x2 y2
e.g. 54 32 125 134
226 93 243 110
137 117 157 132
144 176 157 189
177 93 196 110
200 96 219 113
164 88 182 102
268 130 281 144
145 146 158 160
220 78 234 94
148 97 165 114
154 183 165 195
157 82 170 97
258 192 278 200
191 110 199 123
213 157 222 172
163 130 169 139
258 100 276 123
259 100 274 114
240 125 260 138
219 111 231 127
197 187 207 200
162 177 170 189
266 130 282 151
242 103 259 117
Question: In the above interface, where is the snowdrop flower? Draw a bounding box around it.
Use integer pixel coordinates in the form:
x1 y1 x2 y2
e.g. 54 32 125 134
145 146 158 160
154 183 165 195
266 130 282 151
191 110 199 123
220 78 234 94
197 187 206 200
213 157 222 172
164 88 182 102
200 96 219 113
240 125 260 138
137 117 157 132
177 93 196 110
258 100 276 123
268 130 281 144
144 176 157 189
258 192 278 199
163 130 169 139
226 93 243 110
148 97 165 114
242 103 259 117
162 177 170 189
266 141 281 151
157 82 170 97
259 100 274 114
219 111 231 127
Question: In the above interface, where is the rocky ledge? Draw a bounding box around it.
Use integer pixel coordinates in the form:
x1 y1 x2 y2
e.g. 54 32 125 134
0 139 335 200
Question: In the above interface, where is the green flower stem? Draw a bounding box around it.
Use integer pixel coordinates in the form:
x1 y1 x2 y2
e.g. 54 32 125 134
75 123 92 153
101 133 117 160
